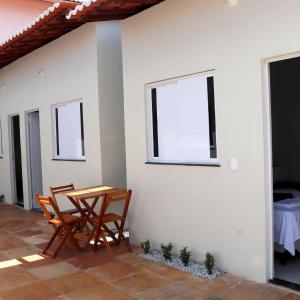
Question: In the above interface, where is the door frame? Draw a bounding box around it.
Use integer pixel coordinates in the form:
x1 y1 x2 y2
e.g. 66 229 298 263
263 51 300 281
8 113 21 206
25 109 43 210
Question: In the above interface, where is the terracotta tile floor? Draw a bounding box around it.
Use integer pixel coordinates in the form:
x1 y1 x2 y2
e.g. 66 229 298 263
0 204 300 300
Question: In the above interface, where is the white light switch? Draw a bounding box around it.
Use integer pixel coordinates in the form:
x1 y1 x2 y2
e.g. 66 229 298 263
230 158 238 170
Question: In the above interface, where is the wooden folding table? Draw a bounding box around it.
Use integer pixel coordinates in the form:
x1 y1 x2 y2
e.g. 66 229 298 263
59 185 124 245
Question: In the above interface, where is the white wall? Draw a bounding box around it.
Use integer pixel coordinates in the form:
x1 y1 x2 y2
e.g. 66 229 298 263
122 0 300 282
97 21 127 189
0 23 102 211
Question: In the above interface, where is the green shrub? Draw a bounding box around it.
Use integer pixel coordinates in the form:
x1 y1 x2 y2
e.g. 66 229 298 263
205 252 215 275
180 247 192 266
76 220 84 231
161 242 173 261
141 240 151 254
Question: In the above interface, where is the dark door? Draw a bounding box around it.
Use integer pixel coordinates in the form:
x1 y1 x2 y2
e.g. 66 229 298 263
12 115 24 206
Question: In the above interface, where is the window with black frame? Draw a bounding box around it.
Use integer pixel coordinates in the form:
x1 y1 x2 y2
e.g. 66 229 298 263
146 72 218 165
52 100 85 160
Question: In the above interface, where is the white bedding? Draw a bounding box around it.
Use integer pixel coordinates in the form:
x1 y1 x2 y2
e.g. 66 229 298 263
274 196 300 255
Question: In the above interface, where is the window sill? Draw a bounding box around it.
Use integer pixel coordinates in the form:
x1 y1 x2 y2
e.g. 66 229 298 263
52 158 86 162
145 161 221 167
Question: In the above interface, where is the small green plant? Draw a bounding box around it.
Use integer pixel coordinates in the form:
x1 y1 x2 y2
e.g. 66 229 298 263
141 240 151 254
180 247 192 266
161 242 173 261
76 220 84 231
205 252 215 275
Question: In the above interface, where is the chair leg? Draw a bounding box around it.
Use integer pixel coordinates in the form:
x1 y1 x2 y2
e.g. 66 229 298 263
93 227 101 252
43 226 61 255
84 227 95 248
52 225 74 258
100 231 114 257
103 224 118 244
116 221 126 244
72 223 83 250
70 233 81 251
114 221 132 252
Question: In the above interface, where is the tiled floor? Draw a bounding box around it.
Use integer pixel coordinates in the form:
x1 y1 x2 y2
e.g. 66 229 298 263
0 204 300 300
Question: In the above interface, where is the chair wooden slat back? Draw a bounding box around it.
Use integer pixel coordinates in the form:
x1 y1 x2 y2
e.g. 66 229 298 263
35 195 64 224
50 184 75 204
49 184 84 215
98 190 132 223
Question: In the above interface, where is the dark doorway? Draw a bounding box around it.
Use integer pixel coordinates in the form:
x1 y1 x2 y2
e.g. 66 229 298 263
270 56 300 289
11 115 24 206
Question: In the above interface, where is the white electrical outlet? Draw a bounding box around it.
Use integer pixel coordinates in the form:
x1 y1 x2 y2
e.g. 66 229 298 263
230 158 238 170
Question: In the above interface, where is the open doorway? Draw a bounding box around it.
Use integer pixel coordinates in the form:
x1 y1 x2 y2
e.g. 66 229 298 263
270 56 300 289
10 115 24 207
27 111 43 210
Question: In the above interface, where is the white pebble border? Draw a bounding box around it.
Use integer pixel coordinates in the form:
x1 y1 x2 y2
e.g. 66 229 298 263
139 250 224 280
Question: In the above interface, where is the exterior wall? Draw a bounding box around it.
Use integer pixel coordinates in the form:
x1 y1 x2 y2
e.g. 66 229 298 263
122 0 300 282
0 0 50 41
96 21 127 189
0 23 102 211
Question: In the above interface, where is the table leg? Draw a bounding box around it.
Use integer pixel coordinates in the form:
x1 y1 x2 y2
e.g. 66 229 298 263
67 196 87 232
81 197 98 228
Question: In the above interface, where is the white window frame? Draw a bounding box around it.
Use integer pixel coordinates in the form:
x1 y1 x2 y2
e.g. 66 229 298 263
52 99 85 161
0 119 3 158
145 71 219 166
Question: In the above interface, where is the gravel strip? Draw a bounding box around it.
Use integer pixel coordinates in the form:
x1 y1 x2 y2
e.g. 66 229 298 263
139 250 224 280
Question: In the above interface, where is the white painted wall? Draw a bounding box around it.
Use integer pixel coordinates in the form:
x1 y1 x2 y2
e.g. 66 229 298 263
122 0 300 282
97 21 127 189
0 21 126 212
0 23 100 211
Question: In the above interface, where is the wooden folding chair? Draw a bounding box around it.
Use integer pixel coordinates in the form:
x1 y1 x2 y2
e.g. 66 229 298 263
35 195 82 258
50 184 87 215
89 190 132 256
